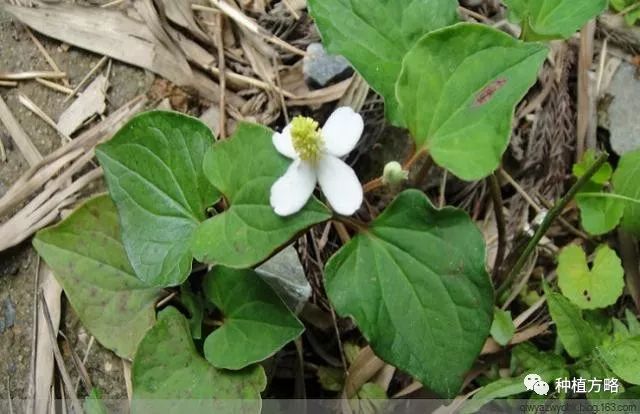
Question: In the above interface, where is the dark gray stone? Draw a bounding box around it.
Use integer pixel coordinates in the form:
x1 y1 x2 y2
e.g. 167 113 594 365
303 43 353 88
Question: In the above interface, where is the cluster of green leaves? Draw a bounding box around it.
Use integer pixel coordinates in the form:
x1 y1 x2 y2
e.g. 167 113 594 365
465 289 640 412
308 0 607 181
32 0 621 406
34 109 494 400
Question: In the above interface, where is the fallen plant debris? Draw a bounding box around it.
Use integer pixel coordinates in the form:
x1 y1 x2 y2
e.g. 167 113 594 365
1 0 640 412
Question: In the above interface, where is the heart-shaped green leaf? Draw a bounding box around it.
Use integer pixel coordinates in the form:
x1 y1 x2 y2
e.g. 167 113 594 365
325 189 493 397
191 123 331 268
132 307 266 412
33 195 164 359
396 23 547 180
598 336 640 385
613 149 640 236
557 244 624 310
503 0 607 40
307 0 458 126
574 151 623 235
576 191 625 236
203 266 304 370
96 111 219 287
544 287 597 358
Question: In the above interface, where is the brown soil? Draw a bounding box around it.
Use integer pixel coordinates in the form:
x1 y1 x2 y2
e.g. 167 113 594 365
0 8 154 402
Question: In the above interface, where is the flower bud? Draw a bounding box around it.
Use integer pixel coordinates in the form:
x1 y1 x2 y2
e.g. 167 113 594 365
382 161 408 187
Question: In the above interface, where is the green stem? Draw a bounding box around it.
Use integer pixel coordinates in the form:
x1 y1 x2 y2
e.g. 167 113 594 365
497 153 609 298
489 173 507 280
577 192 640 205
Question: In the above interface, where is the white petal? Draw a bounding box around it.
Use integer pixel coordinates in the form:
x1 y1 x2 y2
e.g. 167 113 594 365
272 124 297 159
270 160 317 216
322 107 364 157
317 155 363 216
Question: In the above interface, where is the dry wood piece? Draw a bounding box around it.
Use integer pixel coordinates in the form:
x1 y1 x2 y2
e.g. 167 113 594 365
0 166 103 251
0 94 43 166
0 70 66 81
58 74 109 136
39 291 83 414
18 93 71 143
342 346 384 399
155 0 211 45
0 96 149 251
0 95 147 220
26 264 63 414
3 2 225 102
576 20 597 160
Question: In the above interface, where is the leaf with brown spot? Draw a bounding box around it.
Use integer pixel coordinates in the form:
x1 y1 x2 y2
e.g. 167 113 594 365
33 195 164 359
557 244 624 310
397 23 547 180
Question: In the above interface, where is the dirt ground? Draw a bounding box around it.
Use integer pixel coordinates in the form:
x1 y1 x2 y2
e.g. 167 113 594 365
0 8 154 402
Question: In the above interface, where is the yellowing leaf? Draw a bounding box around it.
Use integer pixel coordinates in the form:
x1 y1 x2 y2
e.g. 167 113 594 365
557 244 624 309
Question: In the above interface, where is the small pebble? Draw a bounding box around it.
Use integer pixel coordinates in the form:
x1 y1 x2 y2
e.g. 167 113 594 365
303 43 353 88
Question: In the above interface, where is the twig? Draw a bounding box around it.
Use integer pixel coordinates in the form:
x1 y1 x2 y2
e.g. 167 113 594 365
0 135 6 163
27 257 41 414
61 334 93 393
17 93 71 143
342 346 384 398
38 291 83 414
36 78 74 95
195 2 306 56
481 322 551 355
25 26 70 87
576 20 596 160
513 296 546 328
0 80 18 87
273 56 290 124
216 12 227 139
458 6 493 24
156 291 177 308
500 169 543 213
333 221 351 243
438 170 448 208
0 94 43 166
75 336 95 393
208 65 295 98
63 56 108 103
281 0 301 19
6 378 13 414
488 173 506 280
0 71 67 81
497 153 609 297
100 0 127 7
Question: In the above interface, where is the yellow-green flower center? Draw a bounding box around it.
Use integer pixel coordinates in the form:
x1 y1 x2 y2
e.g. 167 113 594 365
290 116 323 162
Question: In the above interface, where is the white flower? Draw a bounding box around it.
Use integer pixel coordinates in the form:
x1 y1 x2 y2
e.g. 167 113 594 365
270 107 364 217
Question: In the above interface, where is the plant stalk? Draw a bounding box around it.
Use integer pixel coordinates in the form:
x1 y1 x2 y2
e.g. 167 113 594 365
497 153 609 298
